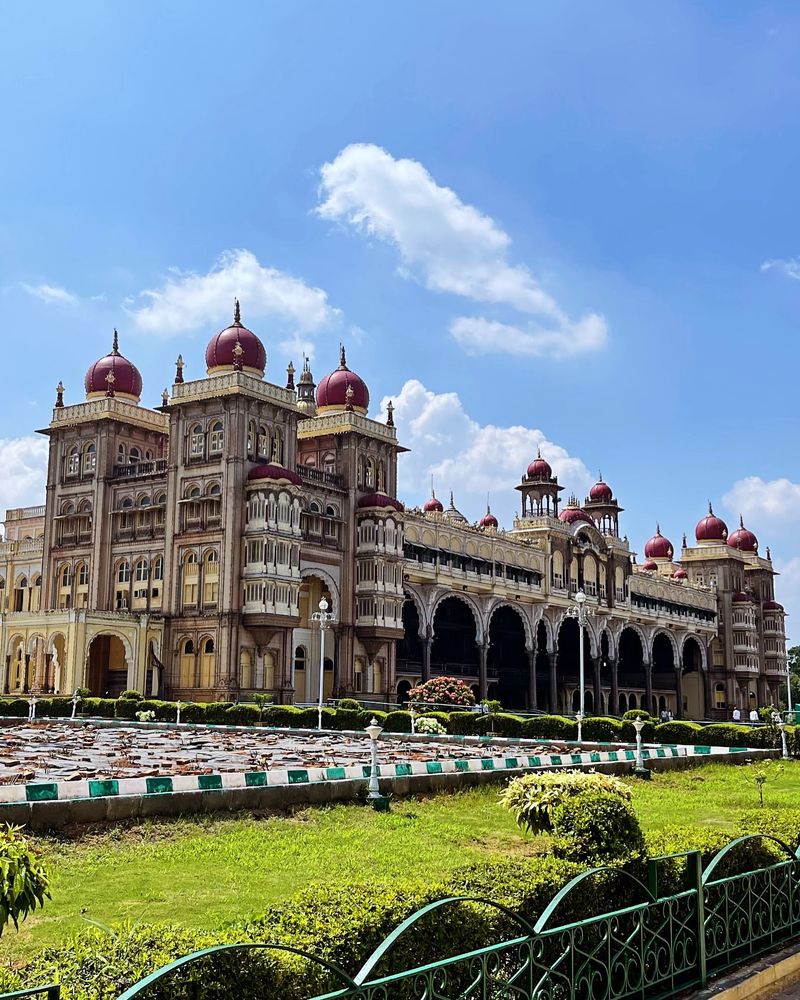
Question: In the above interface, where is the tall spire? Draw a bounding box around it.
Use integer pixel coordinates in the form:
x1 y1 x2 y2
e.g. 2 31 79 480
386 399 394 427
112 329 119 356
339 343 347 368
286 361 295 391
233 298 241 325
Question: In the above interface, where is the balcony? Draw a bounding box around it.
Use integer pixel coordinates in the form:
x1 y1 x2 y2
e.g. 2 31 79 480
297 465 344 489
112 459 168 480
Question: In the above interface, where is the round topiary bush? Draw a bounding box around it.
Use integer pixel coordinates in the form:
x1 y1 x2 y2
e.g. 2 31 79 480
119 690 143 701
654 721 703 745
500 770 633 836
582 716 623 742
409 676 475 708
551 789 645 864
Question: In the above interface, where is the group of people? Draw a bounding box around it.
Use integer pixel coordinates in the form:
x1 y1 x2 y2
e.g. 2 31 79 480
731 706 761 723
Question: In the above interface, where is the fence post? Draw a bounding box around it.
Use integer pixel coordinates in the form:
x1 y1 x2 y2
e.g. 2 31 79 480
688 850 707 986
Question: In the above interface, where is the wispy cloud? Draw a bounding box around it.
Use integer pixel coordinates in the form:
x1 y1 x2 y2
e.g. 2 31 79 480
0 437 49 522
760 257 800 281
126 249 341 357
317 143 607 360
20 283 78 305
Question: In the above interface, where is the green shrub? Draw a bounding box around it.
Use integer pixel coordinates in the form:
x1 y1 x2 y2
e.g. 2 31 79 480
736 807 800 849
0 699 29 718
383 710 413 733
37 696 74 718
294 706 335 729
337 698 362 711
358 709 387 728
551 789 645 865
621 719 655 743
418 711 451 730
447 711 481 736
500 770 632 835
0 824 50 935
261 705 303 728
654 721 703 744
76 687 91 698
698 723 756 748
480 699 503 714
204 702 235 724
115 698 141 720
120 689 143 700
416 716 447 735
180 702 207 723
223 704 260 727
81 697 117 719
582 717 623 742
622 709 652 721
332 708 363 731
135 699 175 722
520 715 577 741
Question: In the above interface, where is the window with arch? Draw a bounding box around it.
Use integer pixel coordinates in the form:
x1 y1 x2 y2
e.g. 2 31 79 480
714 683 726 710
77 562 89 587
152 556 164 581
309 500 322 514
247 421 257 458
207 482 221 496
134 559 149 582
66 447 79 477
83 442 96 474
552 551 565 590
209 420 224 454
129 446 141 465
199 638 215 687
14 577 28 612
30 575 42 613
61 501 75 516
272 428 283 464
325 504 337 518
116 443 126 465
182 552 199 606
179 638 195 687
258 425 269 459
144 449 153 461
154 492 167 526
78 498 92 514
138 495 151 508
239 648 253 689
190 424 204 459
294 645 307 674
58 565 72 610
203 549 219 606
120 497 134 530
117 561 131 583
61 565 72 588
365 457 375 489
184 485 202 526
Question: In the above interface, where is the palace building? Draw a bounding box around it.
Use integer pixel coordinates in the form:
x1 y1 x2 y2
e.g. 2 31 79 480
0 306 788 720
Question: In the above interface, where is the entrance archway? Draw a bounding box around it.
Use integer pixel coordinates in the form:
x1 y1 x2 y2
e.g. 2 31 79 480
618 627 645 702
87 634 128 696
397 599 423 673
557 616 591 715
488 605 527 709
397 679 412 704
652 632 677 716
535 620 550 710
431 597 478 678
296 575 336 701
682 637 705 719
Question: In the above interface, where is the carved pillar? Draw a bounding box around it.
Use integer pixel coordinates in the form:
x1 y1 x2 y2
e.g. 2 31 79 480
644 660 653 716
422 636 432 683
478 640 488 701
675 666 684 719
610 659 619 717
593 656 601 715
527 647 537 710
548 651 558 714
703 669 713 720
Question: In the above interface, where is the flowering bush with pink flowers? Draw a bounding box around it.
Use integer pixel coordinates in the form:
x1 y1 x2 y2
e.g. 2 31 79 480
409 676 476 708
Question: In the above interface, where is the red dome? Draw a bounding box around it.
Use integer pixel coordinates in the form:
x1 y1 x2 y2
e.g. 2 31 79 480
205 301 266 376
357 492 404 512
732 591 755 604
727 516 758 553
526 448 552 479
479 507 498 529
763 600 784 612
644 525 673 560
423 492 444 513
589 479 613 502
559 505 593 526
85 331 142 402
642 560 658 571
695 503 728 543
672 568 688 580
246 464 302 486
316 346 369 414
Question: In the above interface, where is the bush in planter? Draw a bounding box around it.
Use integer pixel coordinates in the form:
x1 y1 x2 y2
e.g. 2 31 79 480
653 721 703 744
409 676 475 709
383 710 413 733
81 697 117 719
447 711 481 736
698 723 755 747
223 704 260 727
471 713 524 738
120 689 143 701
582 717 623 742
520 715 577 741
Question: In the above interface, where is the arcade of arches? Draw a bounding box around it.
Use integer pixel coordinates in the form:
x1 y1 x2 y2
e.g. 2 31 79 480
397 596 712 718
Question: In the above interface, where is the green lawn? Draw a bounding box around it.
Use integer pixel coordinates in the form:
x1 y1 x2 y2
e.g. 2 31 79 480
4 761 800 963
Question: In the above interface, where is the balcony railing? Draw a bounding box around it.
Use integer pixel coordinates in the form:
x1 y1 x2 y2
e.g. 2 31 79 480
297 465 344 488
112 459 168 479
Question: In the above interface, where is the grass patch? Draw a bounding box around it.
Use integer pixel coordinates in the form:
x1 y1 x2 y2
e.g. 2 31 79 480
4 761 800 962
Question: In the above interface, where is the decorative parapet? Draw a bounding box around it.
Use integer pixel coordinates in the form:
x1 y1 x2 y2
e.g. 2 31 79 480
297 410 402 446
170 371 297 408
48 398 169 434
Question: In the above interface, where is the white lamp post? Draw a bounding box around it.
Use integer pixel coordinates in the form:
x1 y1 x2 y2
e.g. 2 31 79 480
70 689 81 720
773 711 789 760
566 589 593 744
786 666 793 726
311 596 336 730
633 714 645 770
365 717 383 800
176 700 183 726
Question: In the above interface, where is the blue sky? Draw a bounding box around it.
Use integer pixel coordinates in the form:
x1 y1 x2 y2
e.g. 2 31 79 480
2 2 799 636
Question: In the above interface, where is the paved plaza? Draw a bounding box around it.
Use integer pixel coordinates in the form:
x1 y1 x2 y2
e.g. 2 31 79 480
0 721 546 784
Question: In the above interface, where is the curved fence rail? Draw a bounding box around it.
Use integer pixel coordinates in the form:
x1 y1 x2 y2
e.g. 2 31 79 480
6 835 800 1000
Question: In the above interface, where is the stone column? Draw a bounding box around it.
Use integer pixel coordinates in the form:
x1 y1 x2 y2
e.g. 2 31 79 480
610 659 619 717
675 667 684 719
527 647 537 710
478 640 488 701
644 660 653 717
593 656 601 715
703 669 713 720
421 635 432 683
548 651 558 714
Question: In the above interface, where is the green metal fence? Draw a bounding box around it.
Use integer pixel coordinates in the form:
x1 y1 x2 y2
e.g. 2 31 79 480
9 834 800 1000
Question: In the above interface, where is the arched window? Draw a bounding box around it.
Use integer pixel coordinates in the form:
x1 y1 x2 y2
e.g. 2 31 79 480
154 492 167 526
190 423 204 458
183 552 199 606
309 500 322 514
129 446 141 465
323 451 335 474
365 458 375 489
135 559 149 582
240 648 253 689
257 425 269 459
203 549 219 606
179 638 195 687
247 420 257 458
199 638 215 687
209 420 224 454
61 501 75 515
61 565 72 588
152 557 164 581
78 498 92 514
138 495 151 508
325 505 337 517
207 482 221 496
77 562 89 587
272 428 283 464
117 561 131 583
66 447 79 477
116 444 126 465
83 442 96 474
294 646 306 673
120 496 134 530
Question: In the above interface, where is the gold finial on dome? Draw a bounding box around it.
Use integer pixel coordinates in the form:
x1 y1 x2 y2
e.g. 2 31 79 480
55 381 65 408
112 329 119 356
233 298 241 325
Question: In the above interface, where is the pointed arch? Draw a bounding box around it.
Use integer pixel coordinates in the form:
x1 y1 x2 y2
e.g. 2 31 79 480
486 600 533 649
430 590 484 643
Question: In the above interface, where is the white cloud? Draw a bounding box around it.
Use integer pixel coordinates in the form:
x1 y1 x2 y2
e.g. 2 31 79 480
450 314 608 360
380 379 591 525
0 437 49 525
761 258 800 281
20 283 78 305
723 476 800 523
317 143 607 358
127 250 341 356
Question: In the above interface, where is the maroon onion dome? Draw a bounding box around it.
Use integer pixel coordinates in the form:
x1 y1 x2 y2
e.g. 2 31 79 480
316 345 370 415
589 475 613 502
85 330 143 403
727 516 758 553
246 464 302 486
642 560 659 571
672 568 688 580
732 591 755 603
558 498 593 526
644 525 673 560
763 600 784 612
479 506 498 529
526 447 552 479
357 492 404 512
423 490 444 513
205 300 267 377
695 502 728 543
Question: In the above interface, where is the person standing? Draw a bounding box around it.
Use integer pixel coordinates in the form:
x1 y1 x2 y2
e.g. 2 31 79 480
749 707 760 723
732 707 741 722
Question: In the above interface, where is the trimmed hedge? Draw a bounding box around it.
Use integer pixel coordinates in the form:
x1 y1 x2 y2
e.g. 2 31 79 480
581 717 623 742
653 721 703 744
521 715 578 741
384 710 414 733
621 719 655 743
